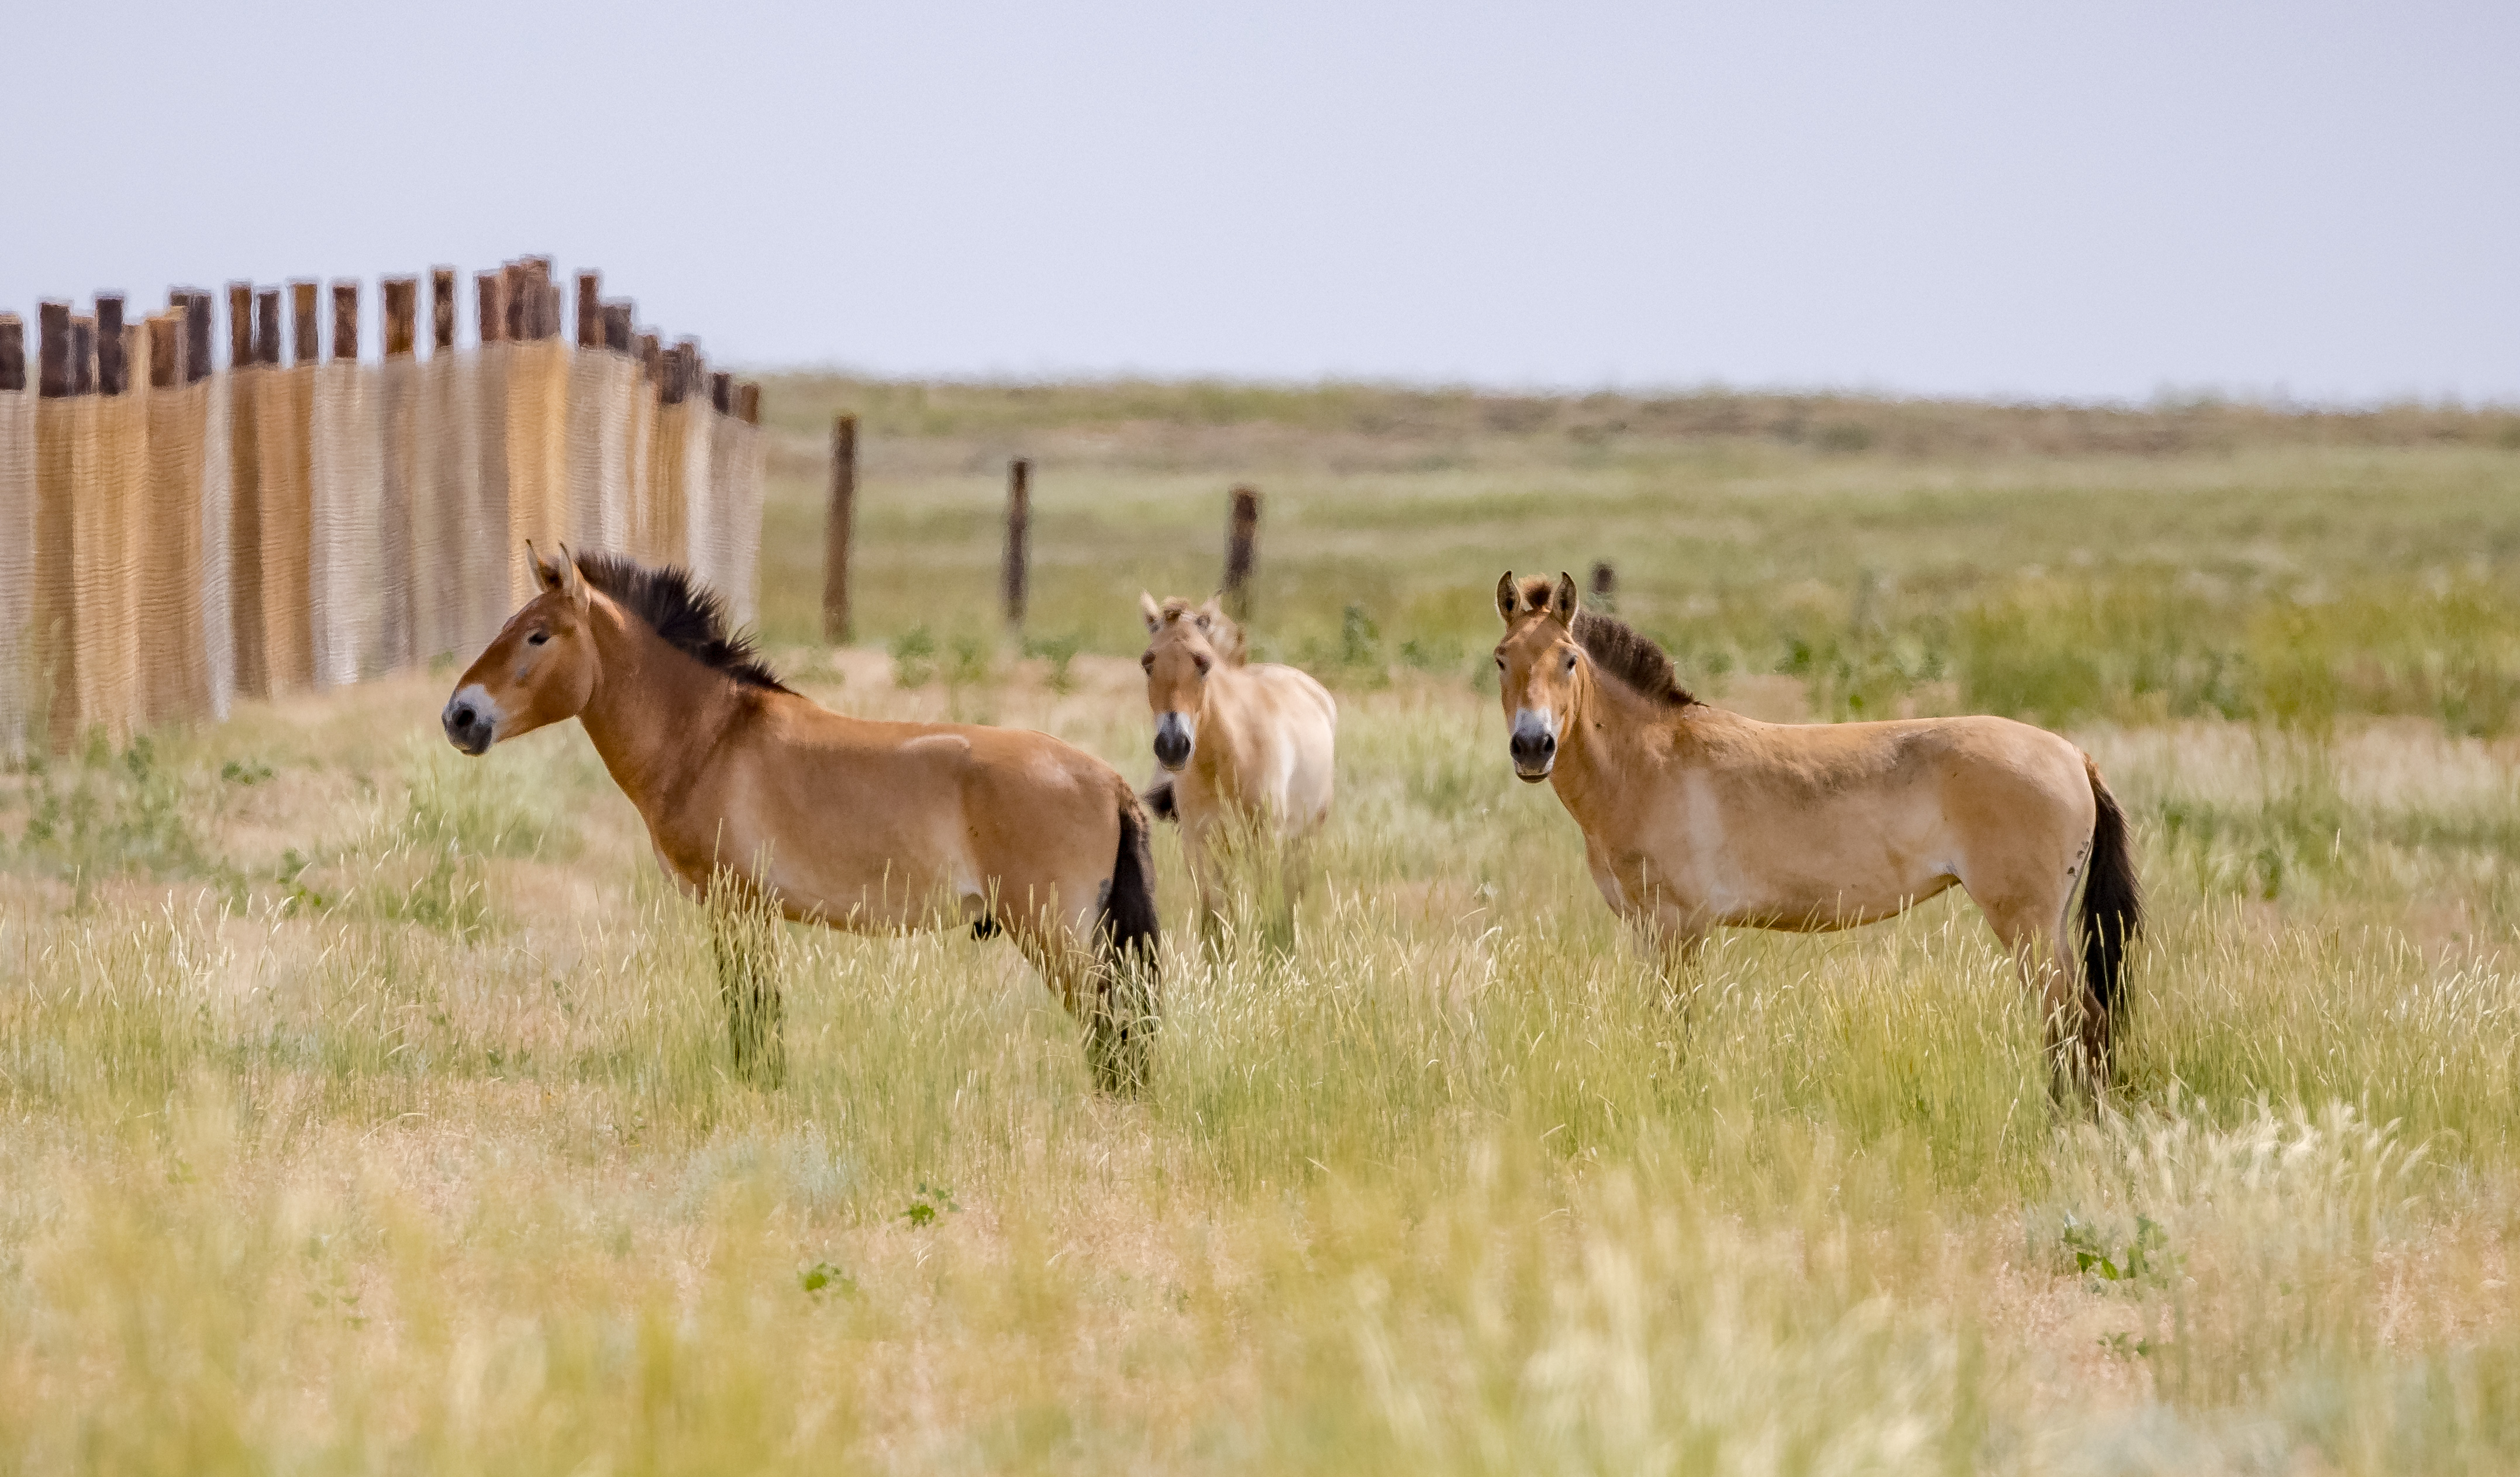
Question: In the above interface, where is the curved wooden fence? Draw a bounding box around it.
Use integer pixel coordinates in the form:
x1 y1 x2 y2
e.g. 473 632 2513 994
0 258 764 759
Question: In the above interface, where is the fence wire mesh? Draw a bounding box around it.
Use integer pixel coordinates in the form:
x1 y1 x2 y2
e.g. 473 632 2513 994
0 275 764 757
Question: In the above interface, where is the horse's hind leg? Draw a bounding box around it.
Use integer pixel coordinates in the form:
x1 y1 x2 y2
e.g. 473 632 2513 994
1977 889 2102 1096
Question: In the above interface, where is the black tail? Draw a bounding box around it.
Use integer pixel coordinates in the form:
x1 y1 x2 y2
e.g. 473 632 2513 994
1089 791 1163 1092
1141 775 1178 823
2079 757 2143 1047
1101 793 1162 969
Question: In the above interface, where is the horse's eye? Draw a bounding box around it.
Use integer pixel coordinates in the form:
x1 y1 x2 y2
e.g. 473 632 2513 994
1562 651 1578 672
527 631 549 647
1494 654 1507 670
1193 654 1212 677
1140 653 1154 671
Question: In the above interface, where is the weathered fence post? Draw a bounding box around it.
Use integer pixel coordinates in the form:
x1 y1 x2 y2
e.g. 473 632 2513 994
430 268 457 353
289 281 319 365
95 295 127 395
575 271 601 348
1222 484 1260 621
330 281 358 360
0 315 21 392
824 413 857 644
1588 560 1617 612
383 278 417 358
1002 457 1030 631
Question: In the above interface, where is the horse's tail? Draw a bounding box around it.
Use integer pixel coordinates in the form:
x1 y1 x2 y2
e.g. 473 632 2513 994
2078 755 2143 1044
1091 788 1163 1092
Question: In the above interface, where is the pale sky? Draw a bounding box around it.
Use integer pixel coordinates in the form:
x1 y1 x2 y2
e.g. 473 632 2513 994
9 1 2514 403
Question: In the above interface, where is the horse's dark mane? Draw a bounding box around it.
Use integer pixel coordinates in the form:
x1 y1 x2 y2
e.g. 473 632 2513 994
575 551 793 694
1518 575 1697 709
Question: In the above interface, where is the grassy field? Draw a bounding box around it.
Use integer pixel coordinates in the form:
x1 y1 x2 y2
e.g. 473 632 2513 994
4 382 2520 1471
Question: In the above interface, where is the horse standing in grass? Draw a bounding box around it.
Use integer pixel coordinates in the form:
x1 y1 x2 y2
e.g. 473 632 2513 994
1491 572 2141 1088
442 546 1160 1090
1137 595 1337 947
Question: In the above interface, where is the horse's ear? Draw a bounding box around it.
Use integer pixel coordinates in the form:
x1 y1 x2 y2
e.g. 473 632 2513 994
1139 592 1163 634
553 542 590 609
1552 571 1580 625
1495 572 1518 624
527 540 564 593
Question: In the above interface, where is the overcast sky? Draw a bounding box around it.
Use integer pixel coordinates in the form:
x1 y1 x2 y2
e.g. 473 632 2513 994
8 1 2513 403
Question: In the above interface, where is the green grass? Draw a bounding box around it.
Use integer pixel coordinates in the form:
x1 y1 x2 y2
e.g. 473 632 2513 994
1 381 2518 1471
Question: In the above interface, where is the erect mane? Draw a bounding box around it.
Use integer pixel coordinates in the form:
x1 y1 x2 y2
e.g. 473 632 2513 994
1515 575 1696 709
575 551 794 693
1151 596 1247 666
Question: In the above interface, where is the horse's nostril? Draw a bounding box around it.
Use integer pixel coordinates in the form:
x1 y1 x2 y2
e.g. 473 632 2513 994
452 705 474 727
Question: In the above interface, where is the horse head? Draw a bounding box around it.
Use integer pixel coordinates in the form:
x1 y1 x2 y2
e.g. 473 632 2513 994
1493 570 1584 782
443 542 598 755
1138 593 1237 772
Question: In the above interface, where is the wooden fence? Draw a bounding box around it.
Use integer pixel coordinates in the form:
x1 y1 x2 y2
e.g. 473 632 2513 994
0 257 764 758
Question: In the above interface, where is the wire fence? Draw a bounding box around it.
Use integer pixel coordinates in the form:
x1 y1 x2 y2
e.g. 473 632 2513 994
0 257 765 760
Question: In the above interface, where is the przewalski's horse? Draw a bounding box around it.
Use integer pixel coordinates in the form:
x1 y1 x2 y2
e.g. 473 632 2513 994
442 546 1160 1091
1138 595 1336 947
1492 572 2141 1088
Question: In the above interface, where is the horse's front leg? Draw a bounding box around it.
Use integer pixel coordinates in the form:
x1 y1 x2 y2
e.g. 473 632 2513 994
1181 817 1230 953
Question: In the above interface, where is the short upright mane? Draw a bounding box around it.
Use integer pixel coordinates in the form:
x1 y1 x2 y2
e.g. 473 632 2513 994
577 552 793 693
1518 575 1696 709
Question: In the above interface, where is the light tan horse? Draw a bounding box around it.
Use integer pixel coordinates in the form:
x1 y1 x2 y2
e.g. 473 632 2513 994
1138 595 1337 945
1493 572 2141 1086
442 546 1160 1089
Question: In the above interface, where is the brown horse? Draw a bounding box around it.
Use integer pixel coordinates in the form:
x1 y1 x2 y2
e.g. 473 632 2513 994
1493 572 2140 1086
442 546 1159 1089
1137 594 1337 945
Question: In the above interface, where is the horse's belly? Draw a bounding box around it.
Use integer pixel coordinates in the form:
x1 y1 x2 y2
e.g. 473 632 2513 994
1678 782 1962 931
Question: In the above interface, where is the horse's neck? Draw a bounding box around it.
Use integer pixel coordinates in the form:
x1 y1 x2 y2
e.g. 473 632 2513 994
575 603 742 810
1191 672 1258 786
1549 674 1671 830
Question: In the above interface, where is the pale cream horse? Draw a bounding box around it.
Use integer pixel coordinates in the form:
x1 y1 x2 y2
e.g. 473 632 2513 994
443 546 1160 1090
1493 572 2141 1086
1138 595 1337 945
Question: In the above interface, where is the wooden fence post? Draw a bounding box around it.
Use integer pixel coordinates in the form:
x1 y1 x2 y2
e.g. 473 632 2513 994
289 281 318 364
331 281 358 360
430 268 457 353
255 289 282 365
824 413 857 644
735 383 759 424
95 295 127 395
179 290 213 382
1222 484 1260 620
1588 560 1616 612
37 302 72 398
147 312 182 388
501 261 527 342
383 278 418 358
0 315 21 392
71 316 96 395
1002 458 1030 632
227 283 254 371
602 301 633 353
475 270 506 344
575 271 601 348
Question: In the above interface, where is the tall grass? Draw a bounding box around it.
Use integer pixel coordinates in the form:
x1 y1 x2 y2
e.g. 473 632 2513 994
0 385 2517 1469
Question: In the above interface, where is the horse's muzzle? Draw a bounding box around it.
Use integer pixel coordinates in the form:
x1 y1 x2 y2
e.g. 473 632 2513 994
1509 713 1556 782
442 689 496 756
1152 713 1194 772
